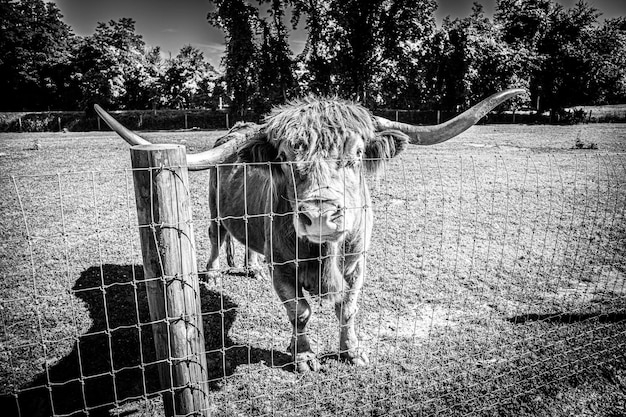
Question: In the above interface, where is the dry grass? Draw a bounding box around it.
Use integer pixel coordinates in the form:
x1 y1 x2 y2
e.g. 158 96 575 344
0 124 625 416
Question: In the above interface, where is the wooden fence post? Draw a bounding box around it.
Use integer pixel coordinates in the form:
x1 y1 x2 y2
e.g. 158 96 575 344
130 144 210 417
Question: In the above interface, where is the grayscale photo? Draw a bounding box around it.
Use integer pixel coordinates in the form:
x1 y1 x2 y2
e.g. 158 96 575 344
1 0 625 416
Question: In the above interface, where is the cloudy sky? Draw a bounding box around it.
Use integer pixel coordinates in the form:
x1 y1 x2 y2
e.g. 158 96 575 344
50 0 625 70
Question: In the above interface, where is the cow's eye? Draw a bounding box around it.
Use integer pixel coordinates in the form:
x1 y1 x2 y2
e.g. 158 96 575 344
356 149 363 158
345 156 362 168
293 141 307 153
277 151 287 162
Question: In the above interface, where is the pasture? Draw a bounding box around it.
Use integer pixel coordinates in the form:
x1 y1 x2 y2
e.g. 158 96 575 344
1 124 625 416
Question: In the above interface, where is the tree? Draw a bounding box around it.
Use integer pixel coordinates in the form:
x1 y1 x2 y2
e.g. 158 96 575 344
256 0 296 112
162 45 219 109
293 0 438 105
124 46 166 110
495 0 553 49
74 18 148 109
291 0 337 96
426 4 527 110
587 18 626 104
495 0 625 112
0 0 76 110
533 2 600 112
208 0 260 114
376 0 437 108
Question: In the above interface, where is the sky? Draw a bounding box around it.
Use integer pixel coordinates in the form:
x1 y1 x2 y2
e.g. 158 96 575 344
49 0 625 70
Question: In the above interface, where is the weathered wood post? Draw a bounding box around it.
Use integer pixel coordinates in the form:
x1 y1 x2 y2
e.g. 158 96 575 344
130 144 210 417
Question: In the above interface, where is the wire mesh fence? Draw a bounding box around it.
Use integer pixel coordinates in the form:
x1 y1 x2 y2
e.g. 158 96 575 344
1 129 625 416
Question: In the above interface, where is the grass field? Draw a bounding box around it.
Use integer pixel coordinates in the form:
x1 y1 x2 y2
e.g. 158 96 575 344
1 124 625 416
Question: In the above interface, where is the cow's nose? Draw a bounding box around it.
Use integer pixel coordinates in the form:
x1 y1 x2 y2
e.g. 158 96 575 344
298 205 340 230
300 210 313 226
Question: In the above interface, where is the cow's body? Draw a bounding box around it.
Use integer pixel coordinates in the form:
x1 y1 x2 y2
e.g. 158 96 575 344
206 99 387 370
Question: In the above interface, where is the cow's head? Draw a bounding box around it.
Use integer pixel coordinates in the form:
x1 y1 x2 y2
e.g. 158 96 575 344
95 89 524 244
237 98 409 243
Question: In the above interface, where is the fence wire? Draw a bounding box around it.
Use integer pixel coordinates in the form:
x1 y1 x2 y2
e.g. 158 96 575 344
1 148 625 416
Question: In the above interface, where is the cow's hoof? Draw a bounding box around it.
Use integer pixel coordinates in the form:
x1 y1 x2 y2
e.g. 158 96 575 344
246 265 267 280
202 269 221 284
342 351 369 367
294 353 321 372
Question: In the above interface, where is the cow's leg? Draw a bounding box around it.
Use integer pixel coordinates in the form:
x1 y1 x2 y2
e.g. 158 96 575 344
335 271 369 366
273 268 320 372
206 220 228 279
225 234 235 268
245 249 258 268
244 249 266 278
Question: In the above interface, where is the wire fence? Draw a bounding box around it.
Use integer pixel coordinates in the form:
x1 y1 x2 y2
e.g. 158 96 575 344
1 148 625 416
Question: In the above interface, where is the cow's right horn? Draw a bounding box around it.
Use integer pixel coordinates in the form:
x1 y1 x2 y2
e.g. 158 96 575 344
374 89 525 146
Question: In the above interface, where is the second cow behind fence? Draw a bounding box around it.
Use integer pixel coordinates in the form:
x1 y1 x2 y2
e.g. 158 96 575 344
95 89 523 372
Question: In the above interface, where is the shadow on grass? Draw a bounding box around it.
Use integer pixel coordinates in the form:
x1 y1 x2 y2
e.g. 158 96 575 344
1 264 291 417
507 311 626 324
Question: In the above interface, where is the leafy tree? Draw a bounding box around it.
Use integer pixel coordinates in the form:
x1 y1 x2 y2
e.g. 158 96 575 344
533 2 600 112
376 0 437 108
74 18 148 109
293 0 438 105
587 18 626 104
124 46 166 110
208 0 260 114
161 45 219 109
255 0 296 113
0 0 76 110
495 0 553 49
432 4 528 110
495 0 626 112
291 0 336 96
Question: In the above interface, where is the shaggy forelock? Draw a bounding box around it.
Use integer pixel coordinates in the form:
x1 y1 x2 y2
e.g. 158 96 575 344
264 97 375 160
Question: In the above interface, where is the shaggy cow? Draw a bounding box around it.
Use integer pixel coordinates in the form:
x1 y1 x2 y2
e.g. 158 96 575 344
95 89 523 372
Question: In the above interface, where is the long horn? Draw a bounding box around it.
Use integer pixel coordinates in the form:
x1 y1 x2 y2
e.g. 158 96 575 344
94 104 151 146
374 89 525 145
94 104 256 170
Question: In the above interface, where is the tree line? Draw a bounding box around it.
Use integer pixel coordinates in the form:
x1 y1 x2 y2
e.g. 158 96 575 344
1 0 625 115
0 0 221 112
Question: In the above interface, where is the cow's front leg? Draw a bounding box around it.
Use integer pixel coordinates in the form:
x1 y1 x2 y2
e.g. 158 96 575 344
335 271 369 366
273 268 320 372
205 221 228 282
244 249 266 279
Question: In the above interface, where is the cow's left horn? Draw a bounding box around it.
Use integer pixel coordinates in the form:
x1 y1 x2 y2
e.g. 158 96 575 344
94 104 254 170
94 104 151 146
374 89 525 146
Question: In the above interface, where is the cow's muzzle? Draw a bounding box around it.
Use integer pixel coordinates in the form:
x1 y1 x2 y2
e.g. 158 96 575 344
294 202 344 243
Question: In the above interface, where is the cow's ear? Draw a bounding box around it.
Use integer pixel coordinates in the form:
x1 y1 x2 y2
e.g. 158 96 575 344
238 132 278 163
364 130 409 172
